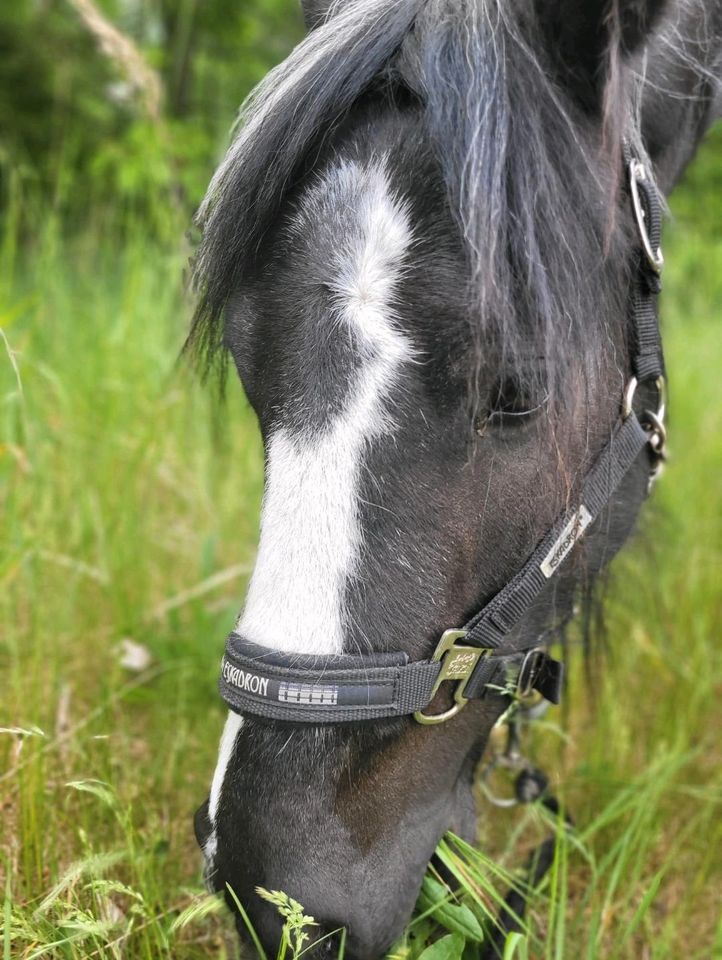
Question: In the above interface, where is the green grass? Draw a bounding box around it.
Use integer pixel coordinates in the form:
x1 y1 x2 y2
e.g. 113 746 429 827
2 126 722 959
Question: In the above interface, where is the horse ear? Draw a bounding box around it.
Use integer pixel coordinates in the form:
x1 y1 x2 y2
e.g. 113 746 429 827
539 0 669 110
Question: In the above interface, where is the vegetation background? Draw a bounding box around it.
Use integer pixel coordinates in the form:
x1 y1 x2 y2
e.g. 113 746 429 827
1 1 720 958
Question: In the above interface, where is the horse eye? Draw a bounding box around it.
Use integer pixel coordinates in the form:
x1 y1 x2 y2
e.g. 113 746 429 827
484 376 548 430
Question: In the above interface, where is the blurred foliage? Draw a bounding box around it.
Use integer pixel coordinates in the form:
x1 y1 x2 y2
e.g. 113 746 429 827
670 123 722 238
0 0 303 238
3 2 720 245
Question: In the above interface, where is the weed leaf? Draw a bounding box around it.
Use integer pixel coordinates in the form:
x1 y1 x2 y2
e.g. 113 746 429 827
416 933 465 960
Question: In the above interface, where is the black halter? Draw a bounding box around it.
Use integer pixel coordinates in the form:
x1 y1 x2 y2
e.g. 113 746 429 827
218 152 666 727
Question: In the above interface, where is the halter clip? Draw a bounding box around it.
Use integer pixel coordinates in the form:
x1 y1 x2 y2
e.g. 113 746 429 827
413 630 491 725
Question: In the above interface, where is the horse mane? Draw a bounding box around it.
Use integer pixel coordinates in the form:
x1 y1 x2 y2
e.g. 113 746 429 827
189 0 656 410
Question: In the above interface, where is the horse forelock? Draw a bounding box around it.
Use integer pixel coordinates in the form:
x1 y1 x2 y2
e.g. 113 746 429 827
187 0 666 413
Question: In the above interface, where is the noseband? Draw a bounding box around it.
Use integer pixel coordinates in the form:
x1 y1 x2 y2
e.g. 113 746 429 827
218 151 666 728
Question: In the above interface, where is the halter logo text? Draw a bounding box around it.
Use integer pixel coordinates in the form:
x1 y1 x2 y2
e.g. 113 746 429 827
444 652 478 679
222 659 270 698
540 505 593 579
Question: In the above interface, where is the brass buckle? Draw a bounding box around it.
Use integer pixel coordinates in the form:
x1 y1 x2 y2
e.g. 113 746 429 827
414 630 491 726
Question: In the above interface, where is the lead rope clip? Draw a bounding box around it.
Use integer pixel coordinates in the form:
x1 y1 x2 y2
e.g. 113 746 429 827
479 701 551 809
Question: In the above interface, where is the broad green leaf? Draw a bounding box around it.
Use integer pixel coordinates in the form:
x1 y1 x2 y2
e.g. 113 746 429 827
416 933 465 960
418 878 483 942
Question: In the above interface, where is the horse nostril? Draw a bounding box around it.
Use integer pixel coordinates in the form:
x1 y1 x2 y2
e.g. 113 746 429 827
306 925 343 959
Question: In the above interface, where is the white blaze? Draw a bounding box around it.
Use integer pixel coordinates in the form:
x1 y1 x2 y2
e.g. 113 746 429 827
207 159 413 845
206 708 242 862
239 159 414 654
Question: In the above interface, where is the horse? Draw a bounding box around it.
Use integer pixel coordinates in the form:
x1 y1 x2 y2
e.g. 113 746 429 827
190 1 722 956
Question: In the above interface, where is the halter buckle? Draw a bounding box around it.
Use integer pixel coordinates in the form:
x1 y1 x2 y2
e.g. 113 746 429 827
414 630 491 725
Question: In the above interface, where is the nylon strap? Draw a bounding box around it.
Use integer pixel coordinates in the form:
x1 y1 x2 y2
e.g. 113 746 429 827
462 413 650 652
220 636 562 723
631 176 665 381
624 142 666 381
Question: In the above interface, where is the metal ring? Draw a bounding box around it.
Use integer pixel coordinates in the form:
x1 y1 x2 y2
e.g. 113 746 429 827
622 377 638 419
629 160 664 275
623 375 665 423
653 375 667 424
479 755 527 809
517 648 546 699
642 409 667 455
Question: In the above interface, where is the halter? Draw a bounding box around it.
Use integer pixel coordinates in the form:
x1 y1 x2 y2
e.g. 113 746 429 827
217 151 666 727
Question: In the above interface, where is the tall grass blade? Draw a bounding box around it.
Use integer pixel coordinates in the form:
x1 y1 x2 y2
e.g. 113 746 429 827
226 884 268 960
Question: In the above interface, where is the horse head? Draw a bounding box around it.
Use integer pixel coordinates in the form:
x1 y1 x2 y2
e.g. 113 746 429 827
191 1 720 956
